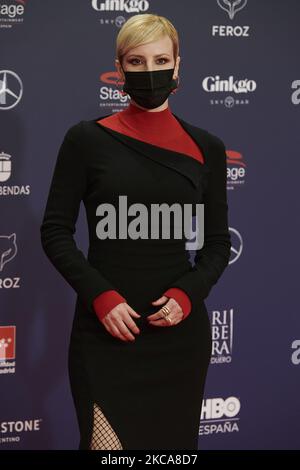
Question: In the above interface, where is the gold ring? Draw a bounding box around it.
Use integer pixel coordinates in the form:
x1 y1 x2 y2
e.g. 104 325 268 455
161 305 171 316
160 306 172 325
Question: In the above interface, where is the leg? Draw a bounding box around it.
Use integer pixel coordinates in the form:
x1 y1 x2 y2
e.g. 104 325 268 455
89 402 123 450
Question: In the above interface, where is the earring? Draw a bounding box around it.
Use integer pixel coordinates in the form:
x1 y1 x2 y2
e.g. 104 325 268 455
171 75 180 94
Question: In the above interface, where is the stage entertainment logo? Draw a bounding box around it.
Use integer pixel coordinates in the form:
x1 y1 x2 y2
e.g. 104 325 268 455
98 70 130 109
226 149 246 191
0 0 26 29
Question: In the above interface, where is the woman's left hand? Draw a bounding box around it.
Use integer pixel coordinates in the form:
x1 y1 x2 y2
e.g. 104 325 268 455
146 295 184 326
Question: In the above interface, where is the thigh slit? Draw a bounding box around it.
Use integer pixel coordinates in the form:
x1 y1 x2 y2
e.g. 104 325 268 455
89 402 123 450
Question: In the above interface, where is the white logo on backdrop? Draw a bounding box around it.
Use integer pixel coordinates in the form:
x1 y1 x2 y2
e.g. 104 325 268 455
213 0 249 37
91 0 149 12
0 70 23 110
0 151 31 196
0 418 43 436
291 80 300 105
202 76 257 94
217 0 247 20
199 396 241 435
211 308 234 364
115 16 126 27
0 233 17 271
229 227 242 265
0 1 26 28
0 152 11 182
291 340 300 365
202 75 256 106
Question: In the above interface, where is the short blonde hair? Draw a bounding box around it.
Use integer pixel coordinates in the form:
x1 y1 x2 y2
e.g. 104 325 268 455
116 13 179 66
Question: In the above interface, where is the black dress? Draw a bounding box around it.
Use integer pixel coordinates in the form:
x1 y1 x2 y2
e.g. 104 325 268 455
40 112 231 450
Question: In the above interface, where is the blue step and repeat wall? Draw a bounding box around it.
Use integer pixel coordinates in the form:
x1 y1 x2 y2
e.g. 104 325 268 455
1 0 299 450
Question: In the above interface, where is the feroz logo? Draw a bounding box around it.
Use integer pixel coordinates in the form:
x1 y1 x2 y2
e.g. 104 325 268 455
217 0 247 20
0 233 17 271
212 1 250 39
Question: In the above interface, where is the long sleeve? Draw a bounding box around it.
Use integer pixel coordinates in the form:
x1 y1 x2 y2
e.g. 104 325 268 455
93 290 127 322
40 122 123 315
93 286 191 322
165 136 231 304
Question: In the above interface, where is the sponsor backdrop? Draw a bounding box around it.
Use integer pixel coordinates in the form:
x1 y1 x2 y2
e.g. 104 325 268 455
0 0 299 450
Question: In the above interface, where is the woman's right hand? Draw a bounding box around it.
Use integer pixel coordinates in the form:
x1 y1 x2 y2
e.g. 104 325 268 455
100 302 141 342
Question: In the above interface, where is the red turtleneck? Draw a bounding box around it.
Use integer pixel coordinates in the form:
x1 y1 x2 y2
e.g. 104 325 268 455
93 102 205 324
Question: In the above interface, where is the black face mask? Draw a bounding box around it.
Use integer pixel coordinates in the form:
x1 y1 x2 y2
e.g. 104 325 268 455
121 67 178 109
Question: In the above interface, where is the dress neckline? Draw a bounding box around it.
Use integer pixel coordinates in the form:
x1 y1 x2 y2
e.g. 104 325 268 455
93 112 209 170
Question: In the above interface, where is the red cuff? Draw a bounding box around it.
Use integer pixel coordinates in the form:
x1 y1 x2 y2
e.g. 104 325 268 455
163 287 192 319
93 290 127 322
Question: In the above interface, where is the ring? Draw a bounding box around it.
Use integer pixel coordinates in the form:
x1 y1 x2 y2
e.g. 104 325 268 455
161 305 171 316
160 305 172 324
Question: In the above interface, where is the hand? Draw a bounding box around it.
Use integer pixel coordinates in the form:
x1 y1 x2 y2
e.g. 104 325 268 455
147 295 184 327
101 302 141 342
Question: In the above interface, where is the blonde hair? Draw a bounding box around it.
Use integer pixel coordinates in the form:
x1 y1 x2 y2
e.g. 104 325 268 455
116 14 179 67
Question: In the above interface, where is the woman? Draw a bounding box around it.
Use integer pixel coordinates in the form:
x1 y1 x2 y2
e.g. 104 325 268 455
40 13 231 450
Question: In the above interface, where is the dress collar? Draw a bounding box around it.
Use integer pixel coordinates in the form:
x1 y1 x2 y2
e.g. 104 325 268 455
117 101 179 137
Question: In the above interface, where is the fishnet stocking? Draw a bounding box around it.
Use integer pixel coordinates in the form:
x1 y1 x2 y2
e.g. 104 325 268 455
89 402 123 450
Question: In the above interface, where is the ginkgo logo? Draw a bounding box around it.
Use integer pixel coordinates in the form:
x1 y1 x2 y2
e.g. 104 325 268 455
91 0 150 12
